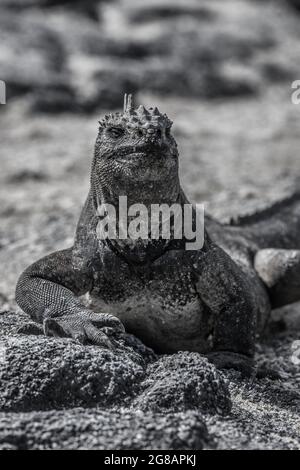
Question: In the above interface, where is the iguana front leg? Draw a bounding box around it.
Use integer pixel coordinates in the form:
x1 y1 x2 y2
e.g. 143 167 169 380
15 249 124 347
194 244 257 375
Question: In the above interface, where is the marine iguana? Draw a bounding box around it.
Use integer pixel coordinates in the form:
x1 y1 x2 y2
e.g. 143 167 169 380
16 94 300 374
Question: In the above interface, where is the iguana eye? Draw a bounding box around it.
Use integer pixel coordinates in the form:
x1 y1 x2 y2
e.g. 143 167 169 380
107 127 124 139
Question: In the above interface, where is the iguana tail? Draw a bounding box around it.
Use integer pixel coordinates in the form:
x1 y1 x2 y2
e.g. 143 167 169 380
229 191 300 250
229 191 300 308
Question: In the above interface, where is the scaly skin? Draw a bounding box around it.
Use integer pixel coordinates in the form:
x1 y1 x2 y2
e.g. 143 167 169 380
16 95 300 375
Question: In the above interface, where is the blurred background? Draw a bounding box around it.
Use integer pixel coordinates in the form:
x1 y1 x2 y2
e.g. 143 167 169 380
1 0 300 308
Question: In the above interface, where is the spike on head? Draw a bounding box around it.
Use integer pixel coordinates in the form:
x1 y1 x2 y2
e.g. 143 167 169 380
124 93 134 113
98 95 173 135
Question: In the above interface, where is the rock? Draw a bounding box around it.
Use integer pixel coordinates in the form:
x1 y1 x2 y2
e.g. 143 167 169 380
1 0 300 452
0 409 214 450
286 0 300 11
0 312 218 450
0 0 104 21
0 10 67 101
0 333 154 412
0 312 230 419
124 2 215 25
134 352 232 416
29 85 81 114
0 312 230 416
8 170 48 184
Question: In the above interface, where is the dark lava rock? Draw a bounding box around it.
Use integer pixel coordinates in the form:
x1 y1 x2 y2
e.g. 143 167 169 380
0 312 230 418
126 3 215 24
29 85 81 114
286 0 300 11
0 408 214 450
8 170 48 184
134 352 232 416
0 334 154 412
0 0 104 20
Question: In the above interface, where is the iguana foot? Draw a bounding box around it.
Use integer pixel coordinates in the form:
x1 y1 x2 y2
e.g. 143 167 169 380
43 311 125 348
206 351 254 377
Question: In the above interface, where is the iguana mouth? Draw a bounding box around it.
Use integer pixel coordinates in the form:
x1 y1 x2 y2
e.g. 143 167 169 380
112 144 171 160
117 151 147 160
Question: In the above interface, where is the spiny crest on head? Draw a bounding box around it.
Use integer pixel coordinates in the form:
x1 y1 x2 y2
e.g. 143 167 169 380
123 93 133 113
98 94 173 132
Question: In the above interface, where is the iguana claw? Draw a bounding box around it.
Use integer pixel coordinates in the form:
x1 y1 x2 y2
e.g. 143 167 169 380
43 311 125 348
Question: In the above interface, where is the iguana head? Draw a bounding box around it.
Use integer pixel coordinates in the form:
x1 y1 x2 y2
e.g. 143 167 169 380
92 94 180 207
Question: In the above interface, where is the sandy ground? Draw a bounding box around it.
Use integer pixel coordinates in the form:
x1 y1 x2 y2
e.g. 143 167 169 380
0 0 300 450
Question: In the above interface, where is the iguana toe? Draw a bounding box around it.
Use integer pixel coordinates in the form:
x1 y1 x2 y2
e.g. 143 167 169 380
43 312 123 348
